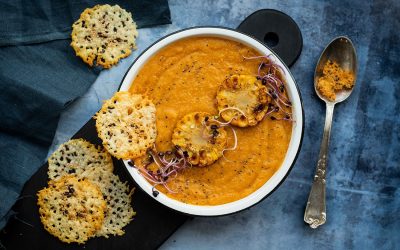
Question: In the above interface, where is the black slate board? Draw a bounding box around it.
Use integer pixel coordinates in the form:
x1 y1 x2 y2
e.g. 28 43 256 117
0 118 189 250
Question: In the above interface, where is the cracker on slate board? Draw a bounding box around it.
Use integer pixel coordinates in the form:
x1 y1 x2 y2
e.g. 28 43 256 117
48 138 135 238
37 176 106 244
71 4 138 68
95 91 157 160
172 112 228 167
81 169 135 237
48 139 113 180
0 118 189 250
216 75 269 127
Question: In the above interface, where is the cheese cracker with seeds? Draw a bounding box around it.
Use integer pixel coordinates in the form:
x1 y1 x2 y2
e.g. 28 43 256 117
48 139 113 180
37 176 106 244
71 4 138 68
81 169 135 237
95 91 157 159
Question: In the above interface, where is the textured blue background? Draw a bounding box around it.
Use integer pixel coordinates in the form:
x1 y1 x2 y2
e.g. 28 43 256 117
48 0 400 249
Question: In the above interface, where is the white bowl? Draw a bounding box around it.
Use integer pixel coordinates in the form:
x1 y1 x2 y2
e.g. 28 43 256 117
119 27 304 216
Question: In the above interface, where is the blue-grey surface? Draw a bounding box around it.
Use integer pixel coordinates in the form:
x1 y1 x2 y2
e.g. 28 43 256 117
48 0 400 249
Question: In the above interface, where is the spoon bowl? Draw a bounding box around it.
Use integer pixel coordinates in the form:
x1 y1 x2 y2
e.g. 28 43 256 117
314 36 358 103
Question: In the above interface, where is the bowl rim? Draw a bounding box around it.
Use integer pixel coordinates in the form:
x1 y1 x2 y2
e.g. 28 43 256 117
118 26 304 216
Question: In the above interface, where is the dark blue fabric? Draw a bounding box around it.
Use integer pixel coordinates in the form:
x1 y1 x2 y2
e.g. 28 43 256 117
0 0 172 46
0 40 100 229
0 40 100 143
0 0 171 228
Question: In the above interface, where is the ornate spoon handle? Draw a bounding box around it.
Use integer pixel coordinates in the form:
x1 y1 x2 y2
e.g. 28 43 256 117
304 102 335 228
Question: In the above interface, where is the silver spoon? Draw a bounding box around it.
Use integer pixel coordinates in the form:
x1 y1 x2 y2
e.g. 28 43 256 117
304 36 358 229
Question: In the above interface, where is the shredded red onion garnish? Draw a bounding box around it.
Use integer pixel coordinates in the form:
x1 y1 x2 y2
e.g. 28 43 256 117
208 114 238 162
221 125 238 155
242 55 273 60
128 148 192 195
219 107 247 118
243 53 293 121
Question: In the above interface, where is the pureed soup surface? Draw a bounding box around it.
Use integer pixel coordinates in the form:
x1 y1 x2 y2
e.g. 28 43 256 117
129 37 292 205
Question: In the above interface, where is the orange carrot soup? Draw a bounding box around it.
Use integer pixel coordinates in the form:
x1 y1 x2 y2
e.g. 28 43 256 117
129 37 292 205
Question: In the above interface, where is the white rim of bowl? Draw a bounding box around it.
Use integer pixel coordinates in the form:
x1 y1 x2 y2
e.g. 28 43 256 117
119 27 303 216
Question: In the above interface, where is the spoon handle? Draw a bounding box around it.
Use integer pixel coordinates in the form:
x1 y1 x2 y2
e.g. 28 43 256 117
304 102 335 228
